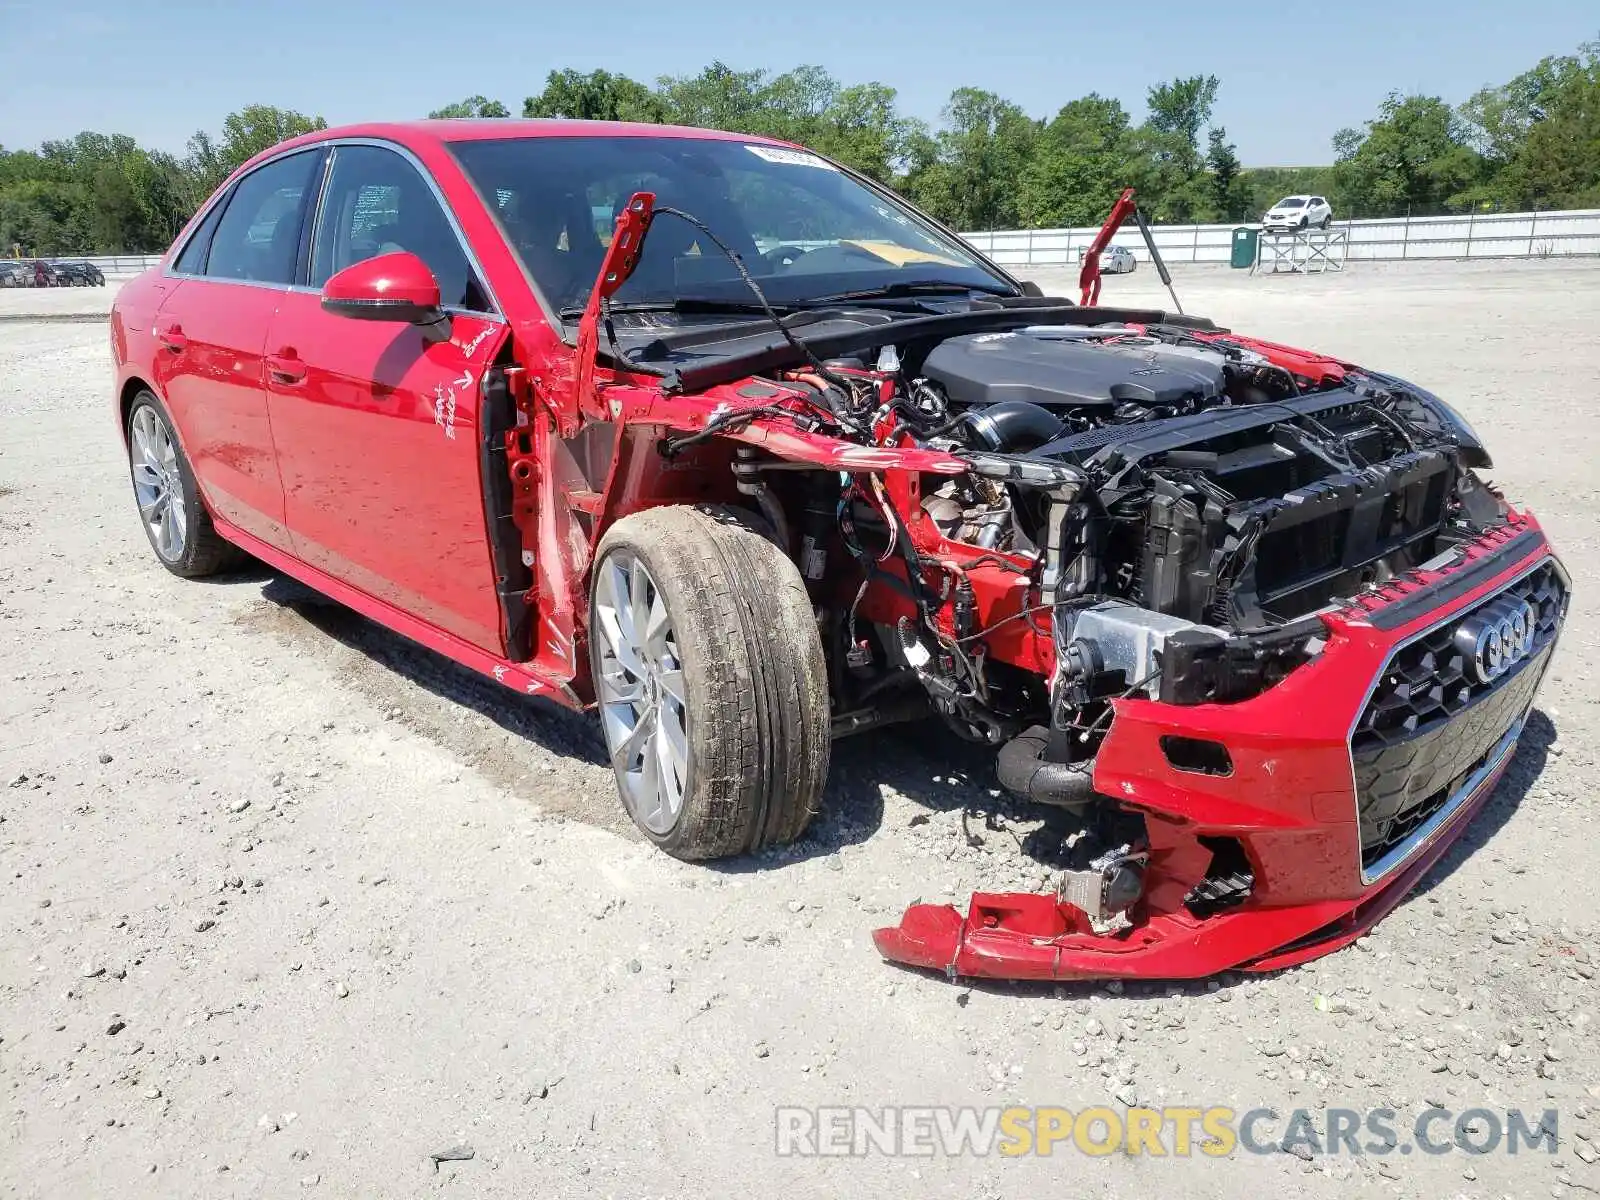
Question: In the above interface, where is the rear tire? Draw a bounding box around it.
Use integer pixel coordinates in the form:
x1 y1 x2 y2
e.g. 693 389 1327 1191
589 504 830 860
125 391 240 578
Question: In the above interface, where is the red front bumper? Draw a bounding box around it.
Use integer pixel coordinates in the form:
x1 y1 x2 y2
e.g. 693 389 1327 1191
874 518 1565 981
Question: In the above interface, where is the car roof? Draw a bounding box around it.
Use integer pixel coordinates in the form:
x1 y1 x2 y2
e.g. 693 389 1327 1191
229 119 806 195
260 119 796 161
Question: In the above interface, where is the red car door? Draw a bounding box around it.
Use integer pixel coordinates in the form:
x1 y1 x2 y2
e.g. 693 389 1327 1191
264 142 509 653
152 148 325 550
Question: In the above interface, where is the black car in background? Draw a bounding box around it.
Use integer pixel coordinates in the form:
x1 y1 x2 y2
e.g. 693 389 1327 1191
51 260 106 286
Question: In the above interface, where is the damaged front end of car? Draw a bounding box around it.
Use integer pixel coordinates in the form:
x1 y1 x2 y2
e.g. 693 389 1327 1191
553 191 1569 982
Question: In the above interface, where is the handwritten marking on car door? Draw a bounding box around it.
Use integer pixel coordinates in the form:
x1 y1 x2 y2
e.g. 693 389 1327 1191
431 370 475 441
459 327 496 359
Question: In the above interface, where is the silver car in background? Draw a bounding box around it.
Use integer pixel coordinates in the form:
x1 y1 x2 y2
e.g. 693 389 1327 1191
1078 244 1137 274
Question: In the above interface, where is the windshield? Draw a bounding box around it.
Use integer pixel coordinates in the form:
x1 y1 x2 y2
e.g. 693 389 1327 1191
1275 197 1306 208
449 135 1015 314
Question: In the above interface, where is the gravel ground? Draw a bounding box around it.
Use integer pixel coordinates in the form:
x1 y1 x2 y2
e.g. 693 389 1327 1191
0 284 119 322
2 259 1598 1198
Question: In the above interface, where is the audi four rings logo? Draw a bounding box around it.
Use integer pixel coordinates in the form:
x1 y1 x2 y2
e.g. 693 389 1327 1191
1454 597 1537 683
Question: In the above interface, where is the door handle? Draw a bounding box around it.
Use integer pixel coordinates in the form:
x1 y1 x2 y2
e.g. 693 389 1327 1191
155 323 186 352
265 349 306 385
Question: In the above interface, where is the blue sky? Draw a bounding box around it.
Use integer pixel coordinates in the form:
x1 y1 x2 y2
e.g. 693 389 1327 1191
1 0 1593 164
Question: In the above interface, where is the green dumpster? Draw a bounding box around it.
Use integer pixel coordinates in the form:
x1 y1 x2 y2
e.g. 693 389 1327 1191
1230 226 1259 269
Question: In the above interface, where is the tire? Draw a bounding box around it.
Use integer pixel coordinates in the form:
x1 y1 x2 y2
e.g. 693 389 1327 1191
125 391 239 577
589 503 830 860
1299 216 1309 229
1319 216 1331 230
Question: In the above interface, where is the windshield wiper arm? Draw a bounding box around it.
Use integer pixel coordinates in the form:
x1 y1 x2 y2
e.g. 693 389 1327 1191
794 280 1016 307
559 298 794 320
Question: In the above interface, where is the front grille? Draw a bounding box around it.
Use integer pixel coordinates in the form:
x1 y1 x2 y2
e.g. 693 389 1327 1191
1351 559 1566 876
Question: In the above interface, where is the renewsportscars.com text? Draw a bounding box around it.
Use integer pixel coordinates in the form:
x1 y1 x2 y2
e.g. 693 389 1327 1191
774 1105 1559 1159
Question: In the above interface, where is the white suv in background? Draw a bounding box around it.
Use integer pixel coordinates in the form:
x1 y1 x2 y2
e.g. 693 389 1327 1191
1262 195 1333 231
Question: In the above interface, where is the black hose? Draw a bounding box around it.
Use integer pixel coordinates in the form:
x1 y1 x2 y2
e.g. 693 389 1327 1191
963 400 1066 453
997 726 1097 811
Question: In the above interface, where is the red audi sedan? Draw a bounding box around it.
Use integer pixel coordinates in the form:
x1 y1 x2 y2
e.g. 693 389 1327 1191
112 121 1566 981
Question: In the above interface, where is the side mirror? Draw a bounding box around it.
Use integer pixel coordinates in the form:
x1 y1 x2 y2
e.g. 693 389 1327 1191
321 251 444 325
1018 279 1044 298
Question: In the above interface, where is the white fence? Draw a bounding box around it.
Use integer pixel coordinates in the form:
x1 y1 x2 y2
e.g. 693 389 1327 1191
961 208 1600 269
85 254 165 277
58 207 1600 279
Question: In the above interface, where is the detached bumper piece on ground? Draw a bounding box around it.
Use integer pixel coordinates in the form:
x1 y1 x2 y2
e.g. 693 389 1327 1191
876 525 1567 980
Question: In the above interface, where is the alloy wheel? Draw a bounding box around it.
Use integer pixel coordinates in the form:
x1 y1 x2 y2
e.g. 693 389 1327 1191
129 406 187 562
593 550 690 835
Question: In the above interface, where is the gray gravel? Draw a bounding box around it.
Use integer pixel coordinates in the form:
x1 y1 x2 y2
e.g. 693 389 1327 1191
1 259 1598 1197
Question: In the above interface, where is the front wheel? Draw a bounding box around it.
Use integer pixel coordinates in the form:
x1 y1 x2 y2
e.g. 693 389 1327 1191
589 504 830 860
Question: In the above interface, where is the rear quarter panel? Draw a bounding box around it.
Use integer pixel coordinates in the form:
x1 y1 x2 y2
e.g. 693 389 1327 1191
110 267 183 437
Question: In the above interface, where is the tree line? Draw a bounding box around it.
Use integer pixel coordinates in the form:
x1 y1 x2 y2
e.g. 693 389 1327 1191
3 38 1596 257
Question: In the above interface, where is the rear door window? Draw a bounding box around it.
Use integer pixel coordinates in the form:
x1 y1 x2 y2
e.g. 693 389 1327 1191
204 151 323 284
173 197 228 275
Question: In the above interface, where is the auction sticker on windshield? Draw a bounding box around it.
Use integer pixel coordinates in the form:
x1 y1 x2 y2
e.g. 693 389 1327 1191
745 145 838 170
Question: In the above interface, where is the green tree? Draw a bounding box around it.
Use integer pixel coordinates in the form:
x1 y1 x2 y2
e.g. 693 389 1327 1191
1017 94 1135 227
1486 41 1600 209
1137 74 1221 221
523 69 665 122
1205 127 1249 221
897 121 955 220
1460 50 1587 165
0 179 76 255
429 96 511 119
905 88 1037 231
1145 75 1220 175
654 62 768 130
756 64 839 144
184 105 327 199
811 82 910 181
1332 93 1484 215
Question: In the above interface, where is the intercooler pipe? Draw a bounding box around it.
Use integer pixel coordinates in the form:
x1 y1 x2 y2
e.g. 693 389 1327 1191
963 401 1066 454
997 725 1097 811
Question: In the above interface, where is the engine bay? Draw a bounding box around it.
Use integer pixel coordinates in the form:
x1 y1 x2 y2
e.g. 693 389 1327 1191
912 324 1495 628
654 310 1513 794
